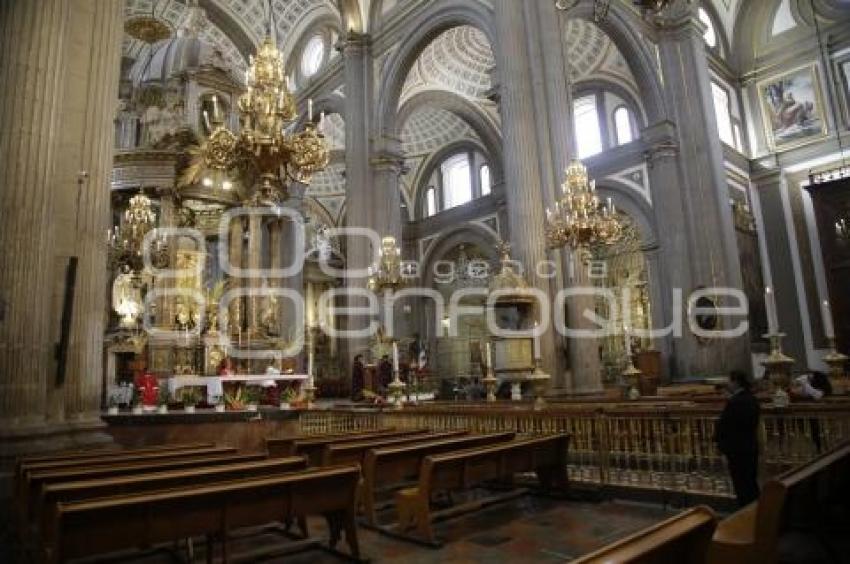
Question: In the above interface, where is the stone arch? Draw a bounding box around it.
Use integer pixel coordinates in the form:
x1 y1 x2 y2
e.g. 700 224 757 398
375 0 497 137
572 78 649 132
567 3 667 124
410 138 493 220
398 90 502 172
420 223 502 288
696 0 731 60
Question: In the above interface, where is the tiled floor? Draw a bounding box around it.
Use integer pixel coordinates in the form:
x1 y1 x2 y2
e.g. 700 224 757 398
101 496 674 563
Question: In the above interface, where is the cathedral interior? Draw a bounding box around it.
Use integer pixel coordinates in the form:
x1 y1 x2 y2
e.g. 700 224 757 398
2 0 850 562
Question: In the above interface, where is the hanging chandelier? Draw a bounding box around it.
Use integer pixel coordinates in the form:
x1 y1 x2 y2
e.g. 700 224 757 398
189 35 330 205
368 236 406 292
108 191 167 269
545 159 623 250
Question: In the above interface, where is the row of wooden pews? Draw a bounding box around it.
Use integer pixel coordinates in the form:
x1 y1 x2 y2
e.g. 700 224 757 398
15 440 364 563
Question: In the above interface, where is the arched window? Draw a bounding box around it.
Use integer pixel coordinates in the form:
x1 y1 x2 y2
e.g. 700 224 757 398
573 95 603 159
441 153 473 209
480 164 491 196
425 187 437 217
613 106 634 146
698 7 717 49
301 35 325 78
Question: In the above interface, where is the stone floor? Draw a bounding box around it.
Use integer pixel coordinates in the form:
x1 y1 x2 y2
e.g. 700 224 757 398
57 496 675 563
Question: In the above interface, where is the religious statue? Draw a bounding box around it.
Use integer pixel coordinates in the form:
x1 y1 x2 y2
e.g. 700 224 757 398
261 291 280 336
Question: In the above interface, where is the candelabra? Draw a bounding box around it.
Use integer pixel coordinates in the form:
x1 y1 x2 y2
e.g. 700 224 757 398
762 333 795 389
545 160 623 250
483 342 498 403
108 191 166 270
185 36 329 205
824 338 848 378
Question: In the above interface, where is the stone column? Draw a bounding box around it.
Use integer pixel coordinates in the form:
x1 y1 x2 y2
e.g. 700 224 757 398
280 187 306 360
58 0 124 421
493 0 559 381
652 3 750 375
0 0 69 428
268 217 283 337
342 32 374 365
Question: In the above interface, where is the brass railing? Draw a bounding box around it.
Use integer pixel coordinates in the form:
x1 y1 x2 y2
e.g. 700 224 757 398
297 403 850 498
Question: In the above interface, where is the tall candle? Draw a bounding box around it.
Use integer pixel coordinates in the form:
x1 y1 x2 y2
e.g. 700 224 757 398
307 98 313 121
624 325 632 359
308 350 314 385
822 300 835 339
765 286 779 334
392 341 399 372
485 341 492 370
533 322 541 360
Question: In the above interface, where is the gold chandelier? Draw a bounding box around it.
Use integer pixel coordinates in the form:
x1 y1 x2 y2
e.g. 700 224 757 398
545 160 622 250
108 191 165 268
191 36 329 204
368 236 405 292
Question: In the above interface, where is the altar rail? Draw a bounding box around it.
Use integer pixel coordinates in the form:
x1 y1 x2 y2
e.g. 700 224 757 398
298 403 850 498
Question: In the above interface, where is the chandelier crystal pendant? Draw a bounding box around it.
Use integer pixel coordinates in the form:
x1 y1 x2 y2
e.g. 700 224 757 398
197 35 330 205
368 236 407 292
545 159 623 250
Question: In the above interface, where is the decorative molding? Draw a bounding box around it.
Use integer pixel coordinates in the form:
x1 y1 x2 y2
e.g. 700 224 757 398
603 163 652 204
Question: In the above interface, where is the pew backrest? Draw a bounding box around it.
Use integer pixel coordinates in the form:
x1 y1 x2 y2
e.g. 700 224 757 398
420 434 569 493
37 456 307 536
44 465 361 564
265 428 399 457
287 428 429 464
572 506 717 563
321 431 469 466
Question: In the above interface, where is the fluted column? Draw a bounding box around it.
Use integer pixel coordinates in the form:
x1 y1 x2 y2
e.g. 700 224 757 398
0 0 69 427
342 32 374 365
268 217 283 337
653 2 749 375
246 213 262 335
59 0 123 420
279 188 306 354
493 0 558 381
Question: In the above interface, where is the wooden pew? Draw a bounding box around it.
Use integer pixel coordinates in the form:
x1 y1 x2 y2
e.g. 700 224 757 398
707 441 850 564
287 429 430 465
320 431 469 467
571 506 717 563
42 465 363 564
19 448 246 530
19 443 220 475
361 432 515 526
35 456 308 540
395 434 569 544
265 429 399 457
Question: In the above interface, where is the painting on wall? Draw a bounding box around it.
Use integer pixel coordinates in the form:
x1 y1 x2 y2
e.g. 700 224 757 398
758 64 827 151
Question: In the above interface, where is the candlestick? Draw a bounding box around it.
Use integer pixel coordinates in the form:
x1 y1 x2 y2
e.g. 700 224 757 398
765 286 779 334
392 341 399 372
533 323 541 360
308 98 313 121
485 341 493 371
822 300 835 339
624 325 632 359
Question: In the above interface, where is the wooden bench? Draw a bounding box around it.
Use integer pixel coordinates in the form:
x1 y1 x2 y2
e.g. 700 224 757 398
571 506 717 563
361 432 515 526
18 443 220 475
707 441 850 564
19 448 245 530
34 456 308 542
279 429 429 464
395 434 569 544
265 429 399 458
41 465 363 564
320 431 469 467
16 442 213 472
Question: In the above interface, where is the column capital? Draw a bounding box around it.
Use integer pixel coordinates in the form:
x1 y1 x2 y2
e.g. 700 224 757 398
370 150 407 176
649 1 704 38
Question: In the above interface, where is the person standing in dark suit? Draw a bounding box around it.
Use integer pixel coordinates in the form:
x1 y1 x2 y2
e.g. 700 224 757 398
715 370 761 507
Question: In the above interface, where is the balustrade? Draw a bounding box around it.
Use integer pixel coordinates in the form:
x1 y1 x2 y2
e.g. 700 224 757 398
297 402 850 498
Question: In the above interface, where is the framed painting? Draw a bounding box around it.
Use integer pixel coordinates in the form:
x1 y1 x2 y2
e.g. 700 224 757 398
758 64 828 151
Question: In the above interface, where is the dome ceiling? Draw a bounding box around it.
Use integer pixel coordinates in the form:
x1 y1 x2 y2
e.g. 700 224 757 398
400 25 494 107
124 0 339 76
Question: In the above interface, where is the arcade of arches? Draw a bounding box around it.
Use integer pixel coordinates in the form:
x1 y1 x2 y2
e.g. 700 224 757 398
2 1 850 562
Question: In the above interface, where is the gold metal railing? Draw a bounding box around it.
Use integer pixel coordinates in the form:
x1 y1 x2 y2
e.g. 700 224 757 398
297 402 850 498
